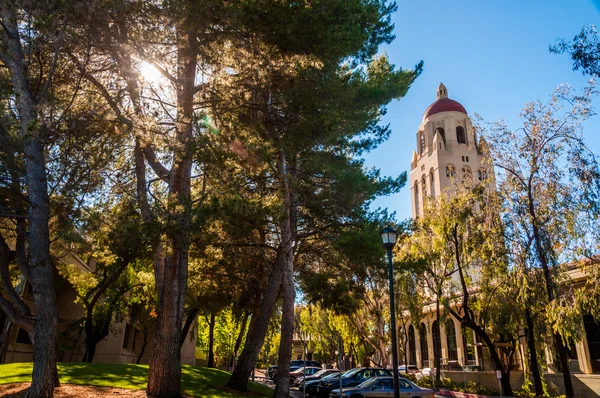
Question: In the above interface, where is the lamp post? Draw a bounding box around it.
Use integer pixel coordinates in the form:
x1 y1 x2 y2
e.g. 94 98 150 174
381 226 400 398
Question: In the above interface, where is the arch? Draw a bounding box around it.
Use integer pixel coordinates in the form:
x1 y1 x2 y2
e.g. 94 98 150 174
421 175 427 199
419 132 425 155
446 164 455 178
419 323 429 368
408 325 417 365
445 319 458 361
435 127 446 144
456 126 466 144
429 168 435 197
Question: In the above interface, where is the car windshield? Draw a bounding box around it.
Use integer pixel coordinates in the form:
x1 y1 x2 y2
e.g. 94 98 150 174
341 369 361 379
313 369 330 377
321 372 340 380
356 378 380 389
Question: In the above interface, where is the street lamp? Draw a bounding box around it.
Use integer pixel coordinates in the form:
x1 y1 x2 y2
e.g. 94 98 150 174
381 225 400 398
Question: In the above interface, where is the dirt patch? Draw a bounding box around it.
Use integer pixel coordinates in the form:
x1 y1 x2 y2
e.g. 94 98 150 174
0 383 149 397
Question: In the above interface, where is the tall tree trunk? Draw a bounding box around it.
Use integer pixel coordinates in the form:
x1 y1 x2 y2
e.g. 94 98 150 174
0 4 58 397
273 149 296 398
226 252 284 390
525 308 544 396
233 312 249 362
180 307 199 350
207 314 216 368
147 21 196 398
434 298 441 383
136 326 149 364
528 189 574 398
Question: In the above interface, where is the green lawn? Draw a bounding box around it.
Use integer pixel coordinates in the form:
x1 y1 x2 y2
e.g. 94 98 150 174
0 362 273 398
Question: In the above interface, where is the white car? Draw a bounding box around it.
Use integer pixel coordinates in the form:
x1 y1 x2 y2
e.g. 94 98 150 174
420 367 437 377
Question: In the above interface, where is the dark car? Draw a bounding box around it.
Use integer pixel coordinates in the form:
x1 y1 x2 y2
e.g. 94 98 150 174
291 360 322 368
290 366 322 382
316 368 391 398
268 362 311 379
295 369 339 387
301 371 341 397
330 376 434 398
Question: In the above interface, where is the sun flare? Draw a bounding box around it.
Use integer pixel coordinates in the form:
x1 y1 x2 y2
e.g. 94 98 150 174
140 61 161 82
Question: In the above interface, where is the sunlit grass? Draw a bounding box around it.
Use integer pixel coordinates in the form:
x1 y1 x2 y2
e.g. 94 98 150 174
0 362 273 397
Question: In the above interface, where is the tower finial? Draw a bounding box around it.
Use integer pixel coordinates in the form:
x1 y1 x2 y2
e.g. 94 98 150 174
437 82 448 100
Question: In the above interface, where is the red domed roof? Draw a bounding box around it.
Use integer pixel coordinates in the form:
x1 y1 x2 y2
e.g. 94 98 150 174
423 98 467 119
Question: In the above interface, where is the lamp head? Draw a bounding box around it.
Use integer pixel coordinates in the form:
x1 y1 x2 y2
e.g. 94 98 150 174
380 226 398 251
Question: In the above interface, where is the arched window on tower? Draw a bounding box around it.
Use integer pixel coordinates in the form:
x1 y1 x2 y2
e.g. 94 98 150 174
414 181 420 218
462 166 472 180
419 132 425 155
478 169 487 181
422 175 427 199
430 168 435 197
456 126 466 144
435 127 446 145
446 164 455 178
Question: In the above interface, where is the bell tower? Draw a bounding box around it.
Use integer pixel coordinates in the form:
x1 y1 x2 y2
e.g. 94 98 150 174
409 83 489 218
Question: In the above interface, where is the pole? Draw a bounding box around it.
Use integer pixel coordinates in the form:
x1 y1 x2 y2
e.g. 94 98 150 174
338 336 343 398
303 342 307 397
387 248 400 398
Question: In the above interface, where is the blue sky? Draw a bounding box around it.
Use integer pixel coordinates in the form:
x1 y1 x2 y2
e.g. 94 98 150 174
365 0 600 221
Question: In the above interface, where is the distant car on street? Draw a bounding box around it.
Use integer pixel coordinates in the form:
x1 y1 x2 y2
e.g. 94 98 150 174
329 376 434 398
316 368 391 398
294 369 339 387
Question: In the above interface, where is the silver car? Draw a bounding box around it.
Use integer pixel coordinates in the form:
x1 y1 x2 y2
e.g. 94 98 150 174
330 376 434 398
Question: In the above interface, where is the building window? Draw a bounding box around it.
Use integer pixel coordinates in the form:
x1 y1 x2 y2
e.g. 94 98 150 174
478 169 487 181
430 169 435 197
435 127 446 144
456 126 466 144
466 156 469 162
422 176 427 198
446 320 458 361
16 328 32 345
419 132 425 155
414 182 420 218
446 165 455 178
123 323 133 350
408 325 417 365
420 323 429 366
462 166 472 180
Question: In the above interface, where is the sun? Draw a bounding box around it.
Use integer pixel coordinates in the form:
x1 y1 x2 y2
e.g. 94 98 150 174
139 61 161 82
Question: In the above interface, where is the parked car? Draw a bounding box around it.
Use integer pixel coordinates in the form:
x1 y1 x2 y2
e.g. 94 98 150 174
290 366 323 382
316 368 391 398
268 362 314 379
295 369 339 387
291 360 322 368
420 367 436 377
398 365 423 379
301 372 341 397
330 376 434 398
